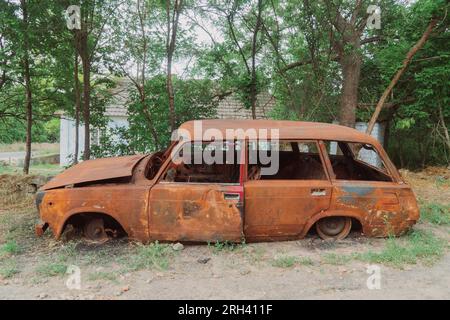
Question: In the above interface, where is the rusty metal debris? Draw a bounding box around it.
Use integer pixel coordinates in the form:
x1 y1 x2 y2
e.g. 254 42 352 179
35 120 419 243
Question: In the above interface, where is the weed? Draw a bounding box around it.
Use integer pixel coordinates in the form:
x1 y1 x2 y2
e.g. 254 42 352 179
0 258 19 278
322 253 352 265
123 241 173 271
0 240 21 256
271 255 314 268
355 230 445 267
420 202 450 225
35 262 67 277
208 240 245 253
87 271 118 282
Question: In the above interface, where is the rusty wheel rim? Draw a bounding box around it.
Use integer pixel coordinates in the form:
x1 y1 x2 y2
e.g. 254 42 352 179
83 218 108 242
316 217 352 240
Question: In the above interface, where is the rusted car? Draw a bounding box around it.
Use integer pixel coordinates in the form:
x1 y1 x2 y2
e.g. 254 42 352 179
35 120 419 243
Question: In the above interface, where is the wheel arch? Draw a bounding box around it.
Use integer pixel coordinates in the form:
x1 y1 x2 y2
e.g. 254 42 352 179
57 208 129 239
300 210 365 238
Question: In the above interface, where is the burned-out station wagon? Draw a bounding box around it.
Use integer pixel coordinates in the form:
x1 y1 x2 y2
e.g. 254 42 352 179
35 120 419 243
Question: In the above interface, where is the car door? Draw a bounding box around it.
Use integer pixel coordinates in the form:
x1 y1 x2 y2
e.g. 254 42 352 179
147 141 244 242
244 140 333 241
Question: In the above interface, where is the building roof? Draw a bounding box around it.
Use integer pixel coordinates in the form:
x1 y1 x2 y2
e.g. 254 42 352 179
177 119 380 145
105 78 132 117
216 93 275 119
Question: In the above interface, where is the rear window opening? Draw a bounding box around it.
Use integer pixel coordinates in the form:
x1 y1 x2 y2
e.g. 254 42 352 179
325 141 392 182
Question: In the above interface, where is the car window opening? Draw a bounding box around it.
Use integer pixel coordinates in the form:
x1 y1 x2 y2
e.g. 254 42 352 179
162 141 241 183
248 141 327 180
325 141 392 182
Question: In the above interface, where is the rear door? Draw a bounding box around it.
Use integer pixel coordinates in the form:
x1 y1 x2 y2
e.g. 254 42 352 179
148 141 244 242
244 140 333 241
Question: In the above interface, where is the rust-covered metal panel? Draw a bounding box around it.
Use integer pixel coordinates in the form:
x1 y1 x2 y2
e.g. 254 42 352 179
244 180 332 241
148 183 243 242
324 181 419 237
177 119 382 145
41 154 146 190
38 184 150 241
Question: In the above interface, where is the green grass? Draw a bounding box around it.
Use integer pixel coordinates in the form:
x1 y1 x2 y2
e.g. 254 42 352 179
33 242 79 278
0 163 62 176
271 255 315 268
35 262 67 277
0 142 59 153
322 253 352 265
355 230 445 267
208 240 246 253
321 230 446 268
0 259 19 278
0 240 21 256
420 202 450 225
122 241 173 271
87 271 118 282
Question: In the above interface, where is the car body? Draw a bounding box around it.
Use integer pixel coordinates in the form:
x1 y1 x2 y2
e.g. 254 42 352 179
35 120 419 242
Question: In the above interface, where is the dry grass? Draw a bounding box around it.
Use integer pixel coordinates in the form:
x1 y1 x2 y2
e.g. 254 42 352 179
0 143 59 154
400 166 450 205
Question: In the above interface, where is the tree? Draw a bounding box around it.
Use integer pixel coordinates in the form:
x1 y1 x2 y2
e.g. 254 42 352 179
72 0 121 160
165 0 184 132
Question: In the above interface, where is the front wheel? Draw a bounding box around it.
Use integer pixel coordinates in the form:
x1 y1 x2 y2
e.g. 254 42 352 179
316 216 352 240
83 218 108 243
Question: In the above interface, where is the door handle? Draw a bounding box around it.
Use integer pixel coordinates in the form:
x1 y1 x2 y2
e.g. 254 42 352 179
223 193 240 201
311 188 326 196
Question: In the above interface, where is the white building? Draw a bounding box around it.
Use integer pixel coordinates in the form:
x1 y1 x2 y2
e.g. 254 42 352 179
59 79 131 166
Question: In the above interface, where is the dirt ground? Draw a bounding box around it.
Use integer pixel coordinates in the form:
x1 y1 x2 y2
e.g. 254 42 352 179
0 168 449 300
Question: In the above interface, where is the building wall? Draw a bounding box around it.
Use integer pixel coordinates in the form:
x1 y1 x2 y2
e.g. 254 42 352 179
60 116 129 166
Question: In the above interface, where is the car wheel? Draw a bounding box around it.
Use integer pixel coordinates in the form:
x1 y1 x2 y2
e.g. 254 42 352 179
83 218 108 243
316 216 352 240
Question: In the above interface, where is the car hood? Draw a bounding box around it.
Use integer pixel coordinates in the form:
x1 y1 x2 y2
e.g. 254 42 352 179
41 154 147 190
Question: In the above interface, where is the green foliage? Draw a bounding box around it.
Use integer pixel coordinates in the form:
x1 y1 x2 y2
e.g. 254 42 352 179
355 230 445 267
123 241 174 271
92 76 217 157
420 202 450 225
1 0 448 169
0 241 21 256
272 255 314 268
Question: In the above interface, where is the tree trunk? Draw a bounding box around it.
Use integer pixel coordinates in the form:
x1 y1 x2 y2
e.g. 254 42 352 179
366 19 438 134
73 50 81 165
79 30 91 160
166 0 182 133
339 52 361 128
167 58 175 131
21 0 32 175
250 0 262 120
438 104 450 152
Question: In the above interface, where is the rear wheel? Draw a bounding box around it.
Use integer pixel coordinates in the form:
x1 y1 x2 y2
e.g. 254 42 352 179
316 216 352 240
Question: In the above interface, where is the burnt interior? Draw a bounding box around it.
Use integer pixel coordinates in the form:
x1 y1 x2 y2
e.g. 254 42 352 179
254 151 327 180
162 142 241 183
327 141 392 182
156 140 392 183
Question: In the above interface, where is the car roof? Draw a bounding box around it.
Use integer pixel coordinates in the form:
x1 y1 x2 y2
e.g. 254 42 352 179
177 119 380 145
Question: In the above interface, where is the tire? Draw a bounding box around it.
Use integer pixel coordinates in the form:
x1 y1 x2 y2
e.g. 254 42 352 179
316 216 352 240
